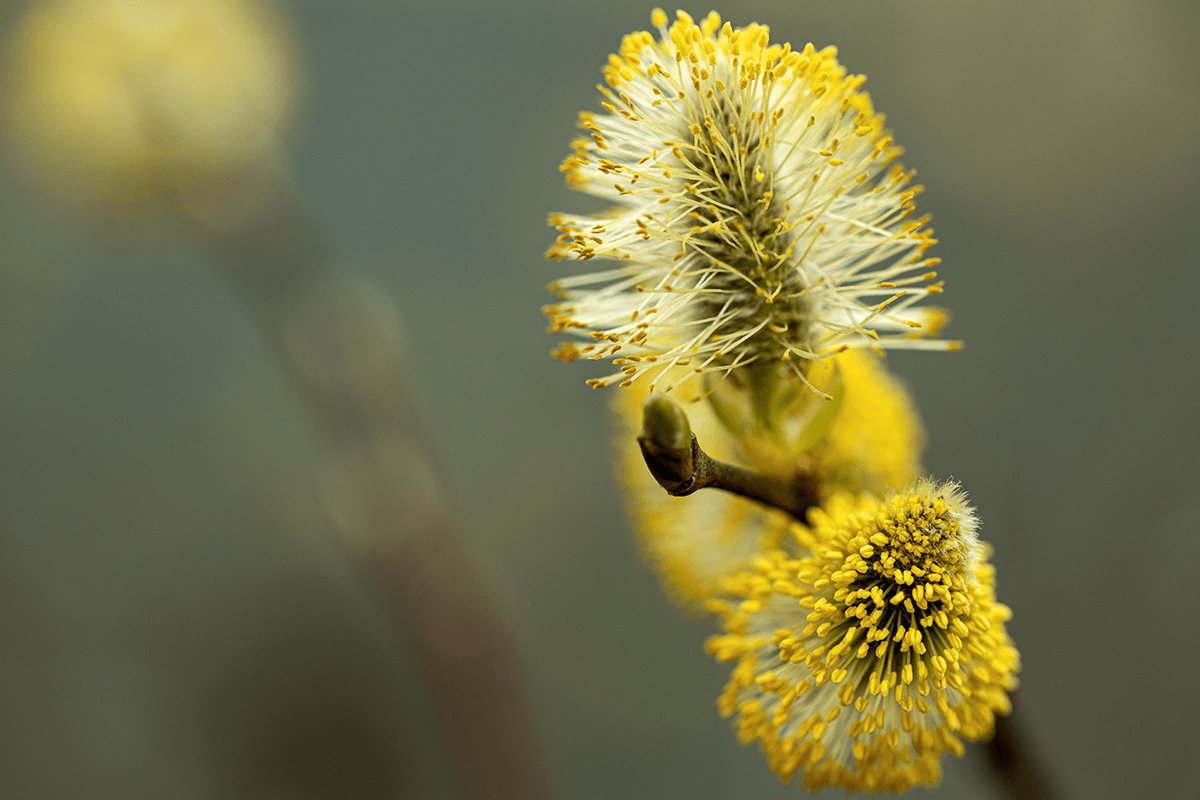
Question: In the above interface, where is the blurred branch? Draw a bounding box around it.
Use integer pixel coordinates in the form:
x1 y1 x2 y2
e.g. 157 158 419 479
186 167 554 800
979 688 1061 800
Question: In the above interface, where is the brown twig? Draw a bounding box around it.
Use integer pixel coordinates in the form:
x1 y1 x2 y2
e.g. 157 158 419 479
638 431 819 522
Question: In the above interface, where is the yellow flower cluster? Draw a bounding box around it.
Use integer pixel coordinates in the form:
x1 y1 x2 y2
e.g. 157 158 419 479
545 8 957 396
706 485 1018 792
546 8 1018 793
3 0 296 211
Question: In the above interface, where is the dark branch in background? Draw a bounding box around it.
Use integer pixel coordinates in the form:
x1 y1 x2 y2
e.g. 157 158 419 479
980 687 1061 800
186 166 553 800
637 393 818 522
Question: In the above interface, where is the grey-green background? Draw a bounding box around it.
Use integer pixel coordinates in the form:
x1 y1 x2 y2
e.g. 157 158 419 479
1 0 1197 797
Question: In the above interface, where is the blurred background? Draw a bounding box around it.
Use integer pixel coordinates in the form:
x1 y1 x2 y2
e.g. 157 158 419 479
0 0 1197 798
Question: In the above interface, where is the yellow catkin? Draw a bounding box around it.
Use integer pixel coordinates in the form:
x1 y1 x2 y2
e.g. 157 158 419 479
3 0 296 210
810 349 925 495
705 481 1019 792
547 9 959 393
